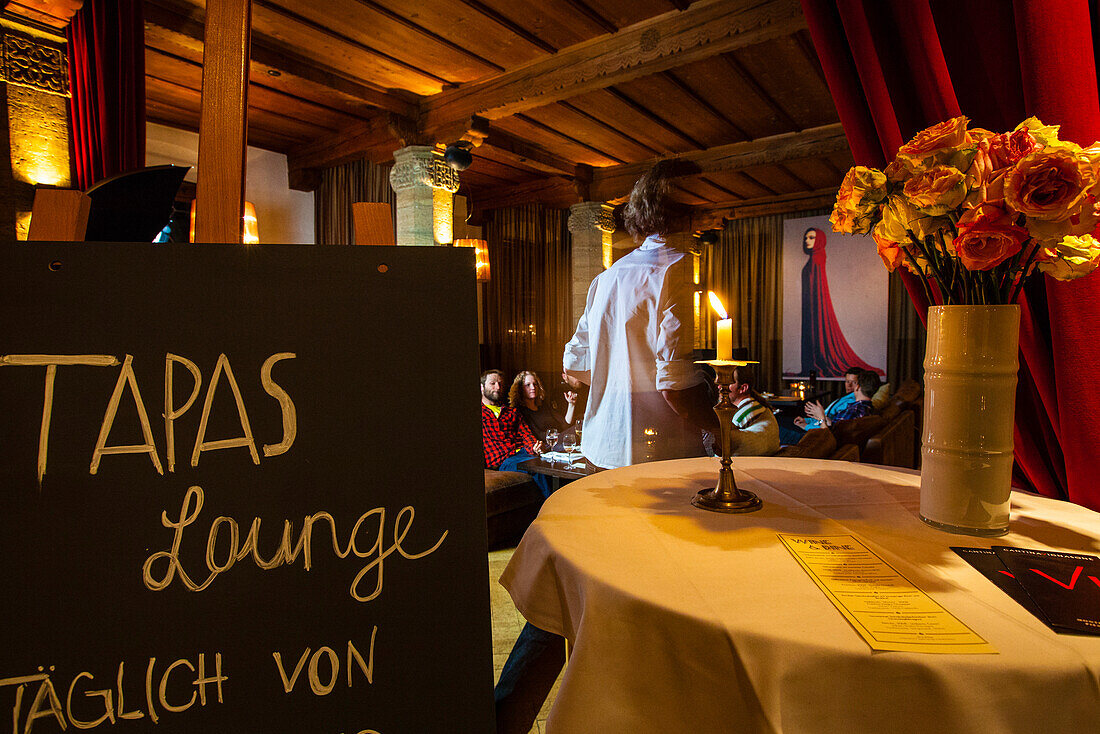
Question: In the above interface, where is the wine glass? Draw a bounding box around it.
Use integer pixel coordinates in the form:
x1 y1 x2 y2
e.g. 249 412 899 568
574 418 583 444
545 428 560 463
562 432 577 466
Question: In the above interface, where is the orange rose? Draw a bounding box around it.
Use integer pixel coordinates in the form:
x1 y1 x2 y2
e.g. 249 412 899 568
983 129 1042 169
896 116 972 168
1005 145 1094 221
954 202 1029 270
871 222 906 272
902 165 967 216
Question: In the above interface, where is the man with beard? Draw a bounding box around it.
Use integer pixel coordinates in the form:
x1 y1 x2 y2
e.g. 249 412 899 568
481 369 551 498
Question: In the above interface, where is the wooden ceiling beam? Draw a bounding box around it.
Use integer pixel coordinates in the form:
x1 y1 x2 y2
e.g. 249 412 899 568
470 176 580 213
699 187 839 221
589 123 847 202
480 130 577 176
145 0 417 118
421 0 806 136
285 114 409 172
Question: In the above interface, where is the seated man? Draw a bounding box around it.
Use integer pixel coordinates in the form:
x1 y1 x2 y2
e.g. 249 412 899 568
481 370 552 498
729 364 780 456
804 369 878 428
778 366 862 446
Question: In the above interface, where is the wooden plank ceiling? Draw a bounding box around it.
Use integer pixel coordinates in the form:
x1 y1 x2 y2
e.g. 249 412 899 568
143 0 852 222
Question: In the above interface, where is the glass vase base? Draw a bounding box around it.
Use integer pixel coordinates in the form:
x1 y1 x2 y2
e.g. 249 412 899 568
919 513 1008 538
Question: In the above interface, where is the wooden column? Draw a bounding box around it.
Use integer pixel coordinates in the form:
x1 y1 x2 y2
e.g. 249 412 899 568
194 0 250 244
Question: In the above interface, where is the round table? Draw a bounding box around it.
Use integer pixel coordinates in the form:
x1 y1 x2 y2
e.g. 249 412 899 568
500 457 1100 734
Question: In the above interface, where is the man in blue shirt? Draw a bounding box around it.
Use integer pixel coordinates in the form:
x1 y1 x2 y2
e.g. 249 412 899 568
779 366 863 446
803 369 878 428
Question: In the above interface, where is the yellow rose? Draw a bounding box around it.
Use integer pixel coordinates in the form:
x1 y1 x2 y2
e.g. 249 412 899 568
1037 234 1100 281
1005 145 1094 221
879 194 947 244
1014 116 1061 147
896 116 971 168
902 165 967 216
830 166 885 234
1026 195 1100 246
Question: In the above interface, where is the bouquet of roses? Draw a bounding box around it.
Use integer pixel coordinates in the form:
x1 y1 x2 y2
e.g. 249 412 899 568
830 116 1100 304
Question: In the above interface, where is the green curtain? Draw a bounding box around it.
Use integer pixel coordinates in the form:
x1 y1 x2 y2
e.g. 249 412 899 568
314 158 395 245
481 204 571 384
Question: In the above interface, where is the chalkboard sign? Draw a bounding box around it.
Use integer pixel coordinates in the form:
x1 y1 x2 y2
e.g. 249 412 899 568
0 242 492 733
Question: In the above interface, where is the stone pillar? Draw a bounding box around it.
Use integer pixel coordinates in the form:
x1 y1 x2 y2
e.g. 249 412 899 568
388 145 459 246
567 202 615 325
0 18 73 240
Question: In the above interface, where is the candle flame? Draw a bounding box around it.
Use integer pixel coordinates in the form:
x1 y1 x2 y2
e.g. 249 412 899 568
708 291 728 319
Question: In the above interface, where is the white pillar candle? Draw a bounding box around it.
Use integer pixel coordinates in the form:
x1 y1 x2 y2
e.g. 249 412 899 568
708 292 733 361
716 318 732 361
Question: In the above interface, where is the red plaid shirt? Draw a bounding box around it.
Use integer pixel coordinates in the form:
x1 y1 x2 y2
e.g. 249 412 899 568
482 404 537 469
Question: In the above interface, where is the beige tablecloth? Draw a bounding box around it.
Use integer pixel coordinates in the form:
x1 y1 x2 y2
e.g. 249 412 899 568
500 457 1100 734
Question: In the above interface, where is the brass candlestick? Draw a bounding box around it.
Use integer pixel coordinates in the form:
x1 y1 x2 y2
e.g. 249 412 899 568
691 359 763 513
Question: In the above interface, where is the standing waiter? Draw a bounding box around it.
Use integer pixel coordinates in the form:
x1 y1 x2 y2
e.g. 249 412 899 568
562 159 718 468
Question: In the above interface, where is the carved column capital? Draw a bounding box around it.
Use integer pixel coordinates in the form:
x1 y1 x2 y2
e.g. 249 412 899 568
389 145 459 194
0 29 68 96
568 202 615 234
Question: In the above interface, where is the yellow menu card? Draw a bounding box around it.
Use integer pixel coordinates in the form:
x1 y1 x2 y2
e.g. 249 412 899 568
779 534 995 654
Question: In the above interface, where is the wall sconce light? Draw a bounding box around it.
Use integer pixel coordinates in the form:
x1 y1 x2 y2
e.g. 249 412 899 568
443 141 474 171
455 238 490 281
189 200 259 244
698 229 720 246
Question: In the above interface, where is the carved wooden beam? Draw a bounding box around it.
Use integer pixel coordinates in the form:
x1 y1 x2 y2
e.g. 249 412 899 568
589 123 847 202
420 0 805 136
144 1 416 118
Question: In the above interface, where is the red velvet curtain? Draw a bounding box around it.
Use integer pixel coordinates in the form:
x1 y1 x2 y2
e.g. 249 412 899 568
67 0 146 190
801 0 1100 510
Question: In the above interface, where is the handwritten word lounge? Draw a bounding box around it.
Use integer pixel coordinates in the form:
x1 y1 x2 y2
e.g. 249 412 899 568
0 653 225 732
144 485 448 602
0 352 298 482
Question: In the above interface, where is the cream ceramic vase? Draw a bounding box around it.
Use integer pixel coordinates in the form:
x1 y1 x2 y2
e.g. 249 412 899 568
920 305 1020 536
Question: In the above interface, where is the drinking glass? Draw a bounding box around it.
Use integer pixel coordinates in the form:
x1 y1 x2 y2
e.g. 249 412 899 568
562 433 577 465
545 428 560 463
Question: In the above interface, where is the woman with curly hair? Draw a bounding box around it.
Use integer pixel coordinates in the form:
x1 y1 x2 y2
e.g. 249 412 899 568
508 370 576 444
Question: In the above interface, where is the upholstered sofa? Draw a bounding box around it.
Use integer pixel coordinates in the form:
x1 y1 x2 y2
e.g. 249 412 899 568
776 380 923 468
485 469 543 550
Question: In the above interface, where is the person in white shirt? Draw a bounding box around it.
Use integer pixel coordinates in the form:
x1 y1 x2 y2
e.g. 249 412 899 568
497 161 718 734
562 159 717 469
729 364 780 456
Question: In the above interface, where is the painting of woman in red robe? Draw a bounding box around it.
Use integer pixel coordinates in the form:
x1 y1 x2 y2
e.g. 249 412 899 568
800 227 884 377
